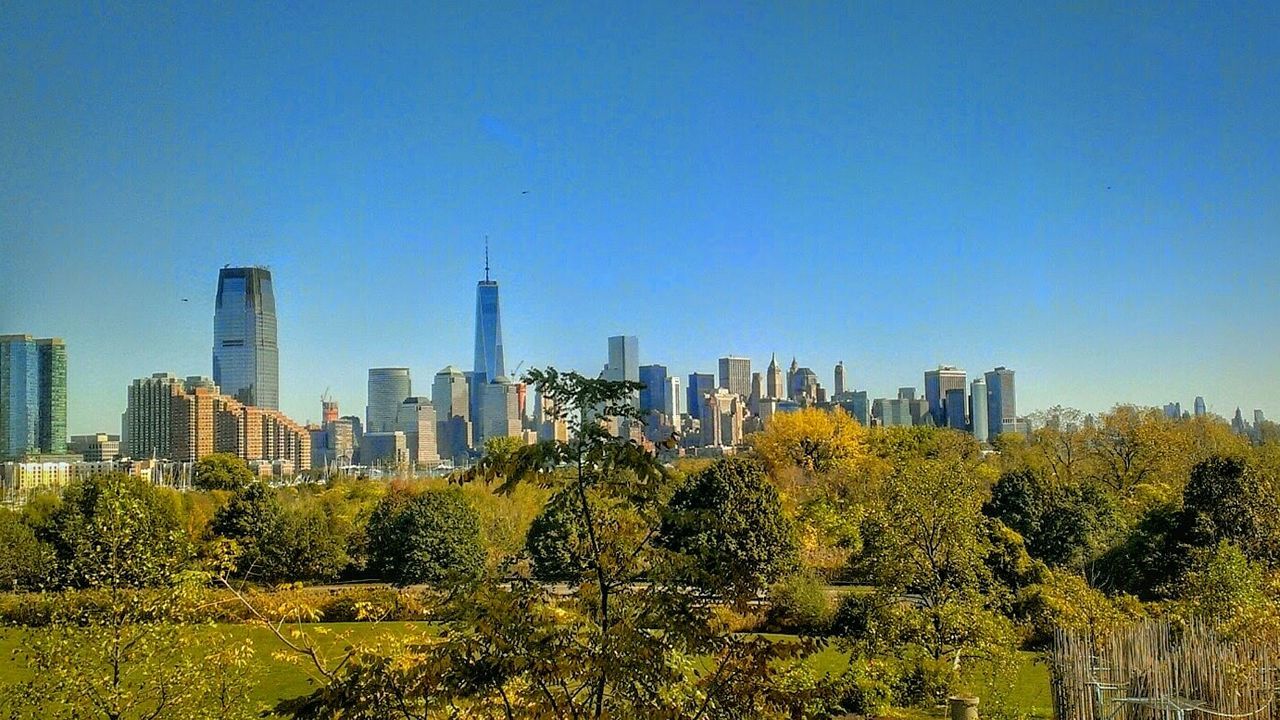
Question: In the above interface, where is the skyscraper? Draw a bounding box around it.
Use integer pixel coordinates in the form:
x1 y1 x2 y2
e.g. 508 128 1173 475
397 397 439 468
473 254 505 387
212 266 279 408
432 366 470 422
605 336 640 382
834 362 846 397
766 354 785 400
687 373 716 421
123 373 216 459
1194 396 1207 418
664 376 684 419
984 367 1016 439
945 387 967 430
366 368 411 433
970 377 989 443
638 364 667 414
0 335 67 458
479 376 521 444
719 356 751 398
924 366 966 428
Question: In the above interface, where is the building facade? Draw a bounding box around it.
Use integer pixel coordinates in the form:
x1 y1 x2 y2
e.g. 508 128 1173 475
970 378 989 443
0 335 67 458
638 364 667 414
686 373 716 421
924 366 967 428
397 396 440 468
766 354 785 400
718 356 751 398
212 267 279 408
985 367 1016 439
366 367 411 433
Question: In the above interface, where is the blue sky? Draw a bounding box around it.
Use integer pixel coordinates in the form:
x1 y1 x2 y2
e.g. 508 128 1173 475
2 2 1277 433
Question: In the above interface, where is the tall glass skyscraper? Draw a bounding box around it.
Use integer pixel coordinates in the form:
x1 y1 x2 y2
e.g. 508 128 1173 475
472 266 505 387
367 368 412 433
0 335 67 458
213 267 279 408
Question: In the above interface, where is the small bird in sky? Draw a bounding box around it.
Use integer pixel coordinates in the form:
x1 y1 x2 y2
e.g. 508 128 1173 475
521 190 530 194
182 298 189 302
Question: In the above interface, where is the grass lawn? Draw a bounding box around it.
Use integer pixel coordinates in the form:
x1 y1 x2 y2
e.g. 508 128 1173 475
0 623 1050 717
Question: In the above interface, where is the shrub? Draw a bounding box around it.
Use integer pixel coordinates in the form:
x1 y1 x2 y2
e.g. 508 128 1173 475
764 571 832 634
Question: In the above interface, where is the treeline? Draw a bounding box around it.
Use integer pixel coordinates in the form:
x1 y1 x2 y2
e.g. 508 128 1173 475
3 373 1279 719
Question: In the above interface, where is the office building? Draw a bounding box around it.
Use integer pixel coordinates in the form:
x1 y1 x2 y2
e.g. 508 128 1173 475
664 376 684 419
1164 402 1183 420
925 366 966 428
1194 396 1207 418
479 376 521 444
0 335 67 459
945 387 967 430
687 373 716 421
789 366 820 404
638 364 667 414
874 398 913 428
68 433 121 462
701 389 746 447
834 362 846 397
212 267 278 408
366 368 411 433
749 372 764 415
472 253 505 390
984 367 1016 438
718 356 751 398
766 354 785 400
397 397 439 468
605 336 640 383
1256 410 1267 428
971 378 989 443
432 366 471 461
362 432 408 468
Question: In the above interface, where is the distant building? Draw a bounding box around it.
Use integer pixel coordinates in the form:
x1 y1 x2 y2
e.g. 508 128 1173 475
925 366 966 428
834 362 846 397
479 376 521 444
68 433 121 462
749 372 764 415
212 267 279 409
471 251 506 440
836 390 870 426
766 354 785 400
397 397 440 468
686 373 716 421
984 367 1016 438
970 378 989 443
1194 396 1207 418
898 387 917 402
0 335 68 458
366 368 411 433
701 389 746 447
339 415 363 462
874 398 913 427
432 366 471 461
663 375 684 420
170 385 309 469
1164 402 1182 420
718 356 751 398
638 364 667 414
945 387 967 430
605 336 640 383
322 398 339 424
362 431 407 468
123 373 216 459
1232 408 1247 435
1255 410 1266 427
789 367 820 404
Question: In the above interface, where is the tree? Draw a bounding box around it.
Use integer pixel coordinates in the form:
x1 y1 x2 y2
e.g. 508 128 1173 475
365 486 484 586
252 367 831 719
1179 455 1277 563
660 457 799 601
525 487 590 581
41 473 189 588
210 481 283 580
0 508 53 591
750 406 866 476
7 473 259 719
193 453 256 492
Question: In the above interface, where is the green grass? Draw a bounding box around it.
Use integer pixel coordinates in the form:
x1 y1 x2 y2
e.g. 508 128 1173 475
0 623 1050 717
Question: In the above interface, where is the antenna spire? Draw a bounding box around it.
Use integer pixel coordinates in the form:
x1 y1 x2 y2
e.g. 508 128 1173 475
484 236 490 282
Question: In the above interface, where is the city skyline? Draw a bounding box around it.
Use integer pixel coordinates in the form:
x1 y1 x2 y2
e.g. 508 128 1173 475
3 4 1278 432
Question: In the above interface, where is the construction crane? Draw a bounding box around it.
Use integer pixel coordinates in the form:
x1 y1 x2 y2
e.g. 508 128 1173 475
510 360 525 379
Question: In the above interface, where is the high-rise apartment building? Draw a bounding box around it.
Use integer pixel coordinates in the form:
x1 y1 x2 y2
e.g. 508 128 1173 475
123 373 217 459
0 335 67 458
212 267 279 408
766 354 785 400
924 366 966 428
984 367 1016 439
970 377 989 443
718 356 751 398
366 368 411 433
638 364 667 414
686 373 716 421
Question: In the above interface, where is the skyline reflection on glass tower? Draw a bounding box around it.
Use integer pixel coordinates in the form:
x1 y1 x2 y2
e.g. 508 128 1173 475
213 266 279 409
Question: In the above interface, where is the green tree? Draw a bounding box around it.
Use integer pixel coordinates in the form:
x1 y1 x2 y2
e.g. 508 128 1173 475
365 486 484 586
525 487 590 581
41 473 189 588
660 457 799 602
210 481 282 580
0 508 54 590
193 453 256 492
